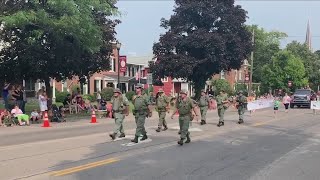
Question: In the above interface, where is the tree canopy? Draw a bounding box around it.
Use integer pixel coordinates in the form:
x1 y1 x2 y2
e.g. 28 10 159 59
261 50 308 92
246 25 287 83
285 41 320 89
0 0 119 95
150 0 252 97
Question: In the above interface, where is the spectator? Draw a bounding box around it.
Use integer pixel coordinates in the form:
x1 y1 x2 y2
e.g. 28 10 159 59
7 88 16 111
30 109 41 124
2 83 10 110
96 91 102 104
12 85 24 110
282 93 291 113
63 94 72 107
99 99 107 110
11 105 30 126
38 91 48 117
0 109 11 127
21 86 27 113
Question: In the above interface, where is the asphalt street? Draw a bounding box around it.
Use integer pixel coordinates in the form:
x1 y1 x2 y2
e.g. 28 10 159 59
1 108 320 180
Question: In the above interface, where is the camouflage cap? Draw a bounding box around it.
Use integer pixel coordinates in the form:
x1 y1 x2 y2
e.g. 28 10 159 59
158 88 164 93
180 89 188 95
135 83 144 89
238 90 243 94
113 88 121 93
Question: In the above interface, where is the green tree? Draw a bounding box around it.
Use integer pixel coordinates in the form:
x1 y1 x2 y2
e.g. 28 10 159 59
211 79 233 95
246 25 287 83
286 41 320 89
150 0 252 99
261 50 308 92
0 0 119 96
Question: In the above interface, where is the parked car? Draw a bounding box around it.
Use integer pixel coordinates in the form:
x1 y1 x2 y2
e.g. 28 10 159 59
290 89 313 108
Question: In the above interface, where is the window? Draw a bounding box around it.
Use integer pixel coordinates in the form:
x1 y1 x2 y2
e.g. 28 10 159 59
161 77 169 82
94 80 99 92
109 56 116 72
239 70 242 81
131 66 135 77
220 70 225 79
62 81 68 92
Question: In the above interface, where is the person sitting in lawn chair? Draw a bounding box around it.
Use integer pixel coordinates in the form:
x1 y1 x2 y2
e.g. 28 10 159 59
0 109 11 127
11 105 30 126
30 109 41 124
51 104 66 122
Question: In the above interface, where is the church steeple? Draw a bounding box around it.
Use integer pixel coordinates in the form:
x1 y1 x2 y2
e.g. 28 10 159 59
305 20 312 51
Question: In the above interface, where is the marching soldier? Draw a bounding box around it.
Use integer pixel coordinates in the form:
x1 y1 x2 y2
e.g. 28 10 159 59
171 89 199 146
216 90 229 127
198 89 210 125
236 90 247 124
155 88 170 132
131 83 152 143
109 88 129 140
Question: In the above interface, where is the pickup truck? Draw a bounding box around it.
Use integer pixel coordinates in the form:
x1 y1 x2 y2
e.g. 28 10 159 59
290 89 313 108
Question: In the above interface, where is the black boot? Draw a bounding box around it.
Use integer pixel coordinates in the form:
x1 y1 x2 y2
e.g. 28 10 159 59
156 127 161 132
185 133 191 143
217 121 224 127
200 120 205 125
131 136 139 143
177 138 184 146
163 125 168 131
119 133 125 138
109 133 116 140
141 134 148 141
238 119 244 124
178 130 181 135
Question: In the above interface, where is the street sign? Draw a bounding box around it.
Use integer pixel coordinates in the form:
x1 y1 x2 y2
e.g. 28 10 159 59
119 56 127 73
147 73 153 84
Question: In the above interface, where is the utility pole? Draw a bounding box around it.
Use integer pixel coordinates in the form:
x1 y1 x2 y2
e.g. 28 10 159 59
248 29 255 96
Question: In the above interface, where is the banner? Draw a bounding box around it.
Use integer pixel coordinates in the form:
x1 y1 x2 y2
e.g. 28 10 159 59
311 101 320 110
247 99 274 111
119 56 127 73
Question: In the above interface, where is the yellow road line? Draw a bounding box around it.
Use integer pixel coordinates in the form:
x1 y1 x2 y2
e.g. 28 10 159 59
252 112 305 127
50 158 119 177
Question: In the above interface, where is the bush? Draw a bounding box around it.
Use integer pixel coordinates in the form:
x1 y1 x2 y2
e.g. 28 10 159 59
101 87 114 101
211 79 234 95
83 94 96 102
56 90 69 103
126 91 135 101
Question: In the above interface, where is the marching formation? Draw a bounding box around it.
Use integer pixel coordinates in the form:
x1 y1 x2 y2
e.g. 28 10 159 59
108 83 248 146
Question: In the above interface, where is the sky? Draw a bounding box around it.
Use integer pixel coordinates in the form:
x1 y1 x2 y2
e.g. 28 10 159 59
115 0 320 56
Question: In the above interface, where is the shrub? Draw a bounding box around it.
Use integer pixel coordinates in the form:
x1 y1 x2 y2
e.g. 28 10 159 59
126 91 135 101
101 87 114 101
83 94 96 102
56 90 69 103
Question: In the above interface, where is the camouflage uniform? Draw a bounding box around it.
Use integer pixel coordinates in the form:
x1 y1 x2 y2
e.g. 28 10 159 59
236 91 247 124
156 89 169 132
176 89 196 145
198 89 210 125
216 92 229 127
131 84 151 143
109 88 129 140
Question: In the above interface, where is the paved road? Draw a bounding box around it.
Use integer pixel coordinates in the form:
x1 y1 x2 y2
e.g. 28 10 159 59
1 108 320 180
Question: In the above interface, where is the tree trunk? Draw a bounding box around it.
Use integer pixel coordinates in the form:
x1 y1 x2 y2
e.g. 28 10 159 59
45 78 52 98
193 78 206 100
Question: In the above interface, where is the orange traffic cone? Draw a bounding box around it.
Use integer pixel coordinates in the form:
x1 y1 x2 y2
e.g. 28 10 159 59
42 112 51 127
91 110 97 123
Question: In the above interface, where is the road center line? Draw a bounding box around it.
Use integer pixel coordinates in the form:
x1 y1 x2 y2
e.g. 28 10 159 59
50 158 120 177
